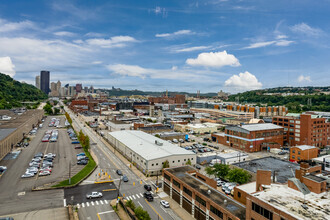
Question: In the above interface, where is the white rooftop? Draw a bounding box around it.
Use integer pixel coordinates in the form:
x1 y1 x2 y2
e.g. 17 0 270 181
240 123 283 131
253 184 330 220
187 123 220 128
295 145 317 151
108 130 195 160
235 182 256 193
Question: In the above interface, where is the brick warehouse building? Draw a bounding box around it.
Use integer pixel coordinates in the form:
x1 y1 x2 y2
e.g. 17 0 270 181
212 123 284 152
289 145 319 162
163 166 246 220
272 113 329 147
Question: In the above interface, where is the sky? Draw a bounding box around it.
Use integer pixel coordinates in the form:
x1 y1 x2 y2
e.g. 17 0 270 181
0 0 329 93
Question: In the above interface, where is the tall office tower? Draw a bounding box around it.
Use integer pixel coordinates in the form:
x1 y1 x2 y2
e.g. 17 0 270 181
40 70 50 94
90 85 94 93
35 76 40 89
76 84 82 93
84 86 88 93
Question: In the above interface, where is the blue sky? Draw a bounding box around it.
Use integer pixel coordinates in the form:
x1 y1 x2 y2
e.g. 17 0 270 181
0 0 329 93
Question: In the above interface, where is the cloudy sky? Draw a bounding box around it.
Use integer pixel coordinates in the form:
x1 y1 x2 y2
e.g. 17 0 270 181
0 0 329 93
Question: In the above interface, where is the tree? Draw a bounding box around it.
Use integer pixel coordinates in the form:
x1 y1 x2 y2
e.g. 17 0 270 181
205 163 230 178
205 166 215 176
134 207 151 220
227 168 251 184
54 108 60 115
43 103 53 114
186 159 192 165
162 160 169 169
126 199 136 210
53 100 58 106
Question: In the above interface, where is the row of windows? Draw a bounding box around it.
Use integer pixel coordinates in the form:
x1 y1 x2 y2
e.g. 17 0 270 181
151 158 194 167
210 205 223 219
252 202 273 220
173 179 180 188
183 186 192 197
196 195 206 207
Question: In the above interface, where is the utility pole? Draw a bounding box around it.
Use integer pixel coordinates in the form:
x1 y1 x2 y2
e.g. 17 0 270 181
69 162 71 184
156 170 159 187
116 176 122 209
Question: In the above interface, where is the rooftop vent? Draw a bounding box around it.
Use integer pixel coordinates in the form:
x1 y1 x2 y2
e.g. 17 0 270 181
155 140 163 146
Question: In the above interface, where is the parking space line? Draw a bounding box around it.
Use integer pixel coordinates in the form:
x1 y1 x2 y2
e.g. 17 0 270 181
96 201 99 205
138 201 143 208
86 202 90 207
63 199 66 207
140 193 143 197
132 195 136 199
77 204 80 209
104 200 108 204
82 203 85 208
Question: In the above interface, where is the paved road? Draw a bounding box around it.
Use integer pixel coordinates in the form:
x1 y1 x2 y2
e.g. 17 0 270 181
65 105 180 220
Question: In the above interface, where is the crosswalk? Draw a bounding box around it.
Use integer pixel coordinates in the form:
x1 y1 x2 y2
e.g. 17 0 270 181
77 199 108 208
126 191 155 201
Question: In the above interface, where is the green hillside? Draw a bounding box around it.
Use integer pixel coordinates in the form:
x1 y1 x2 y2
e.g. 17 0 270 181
0 73 48 109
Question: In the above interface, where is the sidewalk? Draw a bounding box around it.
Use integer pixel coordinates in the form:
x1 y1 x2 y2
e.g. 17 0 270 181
162 194 194 220
0 207 69 220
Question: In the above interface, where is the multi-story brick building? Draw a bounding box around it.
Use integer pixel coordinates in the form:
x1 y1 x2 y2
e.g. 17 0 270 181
289 145 319 162
213 124 284 152
163 166 246 220
148 94 185 104
272 113 329 147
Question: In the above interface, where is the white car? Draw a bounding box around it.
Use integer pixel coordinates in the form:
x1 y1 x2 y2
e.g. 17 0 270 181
86 192 103 199
160 200 170 208
21 173 34 178
39 170 51 176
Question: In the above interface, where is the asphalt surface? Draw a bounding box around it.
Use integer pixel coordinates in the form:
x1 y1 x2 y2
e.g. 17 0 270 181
65 105 180 220
0 115 83 216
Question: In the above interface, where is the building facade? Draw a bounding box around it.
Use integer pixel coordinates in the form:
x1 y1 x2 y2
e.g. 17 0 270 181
76 84 82 93
214 124 284 152
272 113 329 147
289 145 319 162
40 70 50 94
35 75 40 89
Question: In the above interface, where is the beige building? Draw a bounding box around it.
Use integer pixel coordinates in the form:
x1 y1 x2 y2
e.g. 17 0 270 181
0 109 44 160
174 122 220 134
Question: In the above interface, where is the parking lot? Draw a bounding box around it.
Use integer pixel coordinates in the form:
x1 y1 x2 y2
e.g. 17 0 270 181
0 115 86 193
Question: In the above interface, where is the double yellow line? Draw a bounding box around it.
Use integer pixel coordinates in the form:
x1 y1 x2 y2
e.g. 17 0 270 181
145 199 164 220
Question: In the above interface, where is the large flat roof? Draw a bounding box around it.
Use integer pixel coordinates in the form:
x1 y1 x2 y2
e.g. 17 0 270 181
295 145 317 151
240 123 283 131
253 184 330 220
165 166 246 219
233 157 299 183
0 128 16 141
108 130 195 160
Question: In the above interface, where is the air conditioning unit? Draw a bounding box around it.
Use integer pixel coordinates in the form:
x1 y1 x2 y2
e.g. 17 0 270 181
155 140 163 146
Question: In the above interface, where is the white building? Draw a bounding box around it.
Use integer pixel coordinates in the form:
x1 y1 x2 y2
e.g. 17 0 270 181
107 130 196 176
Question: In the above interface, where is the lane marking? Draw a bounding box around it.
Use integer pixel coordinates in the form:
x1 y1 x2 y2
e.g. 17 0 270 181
86 202 90 207
145 199 164 220
127 196 132 200
104 200 108 204
91 201 94 206
138 201 144 208
132 195 136 200
136 194 140 199
77 204 80 209
102 188 116 192
82 203 85 208
140 193 143 197
96 201 99 205
18 192 25 196
100 200 104 205
98 210 115 215
63 199 66 207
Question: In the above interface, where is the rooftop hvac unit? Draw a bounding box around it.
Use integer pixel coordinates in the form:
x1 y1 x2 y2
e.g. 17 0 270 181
155 140 163 146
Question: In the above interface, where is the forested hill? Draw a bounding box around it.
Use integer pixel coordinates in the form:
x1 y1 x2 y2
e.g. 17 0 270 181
228 87 330 112
0 73 48 109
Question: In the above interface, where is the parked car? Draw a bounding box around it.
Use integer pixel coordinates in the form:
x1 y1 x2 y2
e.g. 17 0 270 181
144 192 153 201
144 184 152 191
74 145 83 149
195 164 201 169
39 170 51 176
160 200 170 208
77 153 85 157
0 166 7 172
71 141 80 144
86 192 103 199
116 169 122 176
77 160 88 165
21 173 34 178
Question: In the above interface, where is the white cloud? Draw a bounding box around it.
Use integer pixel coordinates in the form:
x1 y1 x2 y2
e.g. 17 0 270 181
0 56 15 77
186 51 240 68
54 31 75 37
291 23 323 37
175 46 211 53
224 71 262 92
86 36 137 48
298 75 311 82
85 32 104 37
0 19 37 33
156 29 193 38
244 41 276 49
275 40 294 46
92 61 102 65
107 64 200 80
152 6 167 17
276 34 287 39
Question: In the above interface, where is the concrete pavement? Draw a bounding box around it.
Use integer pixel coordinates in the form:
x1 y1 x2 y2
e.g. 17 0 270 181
0 207 68 220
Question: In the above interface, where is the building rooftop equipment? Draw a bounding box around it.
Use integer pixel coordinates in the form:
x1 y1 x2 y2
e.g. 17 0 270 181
108 130 195 160
166 166 246 219
252 184 330 220
233 156 300 183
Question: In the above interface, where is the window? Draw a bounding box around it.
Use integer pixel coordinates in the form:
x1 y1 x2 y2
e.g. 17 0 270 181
298 157 300 160
172 161 175 163
196 195 206 207
156 163 158 166
292 156 295 159
173 179 180 188
164 173 171 181
298 151 301 155
183 186 192 197
292 150 295 153
252 202 273 220
191 158 194 160
178 160 180 162
210 205 223 219
184 159 186 161
238 192 241 198
152 164 154 166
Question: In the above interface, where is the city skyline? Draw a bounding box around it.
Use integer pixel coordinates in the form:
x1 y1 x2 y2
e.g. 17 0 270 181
0 0 329 93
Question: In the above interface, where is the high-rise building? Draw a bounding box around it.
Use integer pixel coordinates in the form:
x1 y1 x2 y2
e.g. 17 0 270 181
35 75 40 89
90 86 94 93
84 86 88 93
40 70 50 94
76 84 82 93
